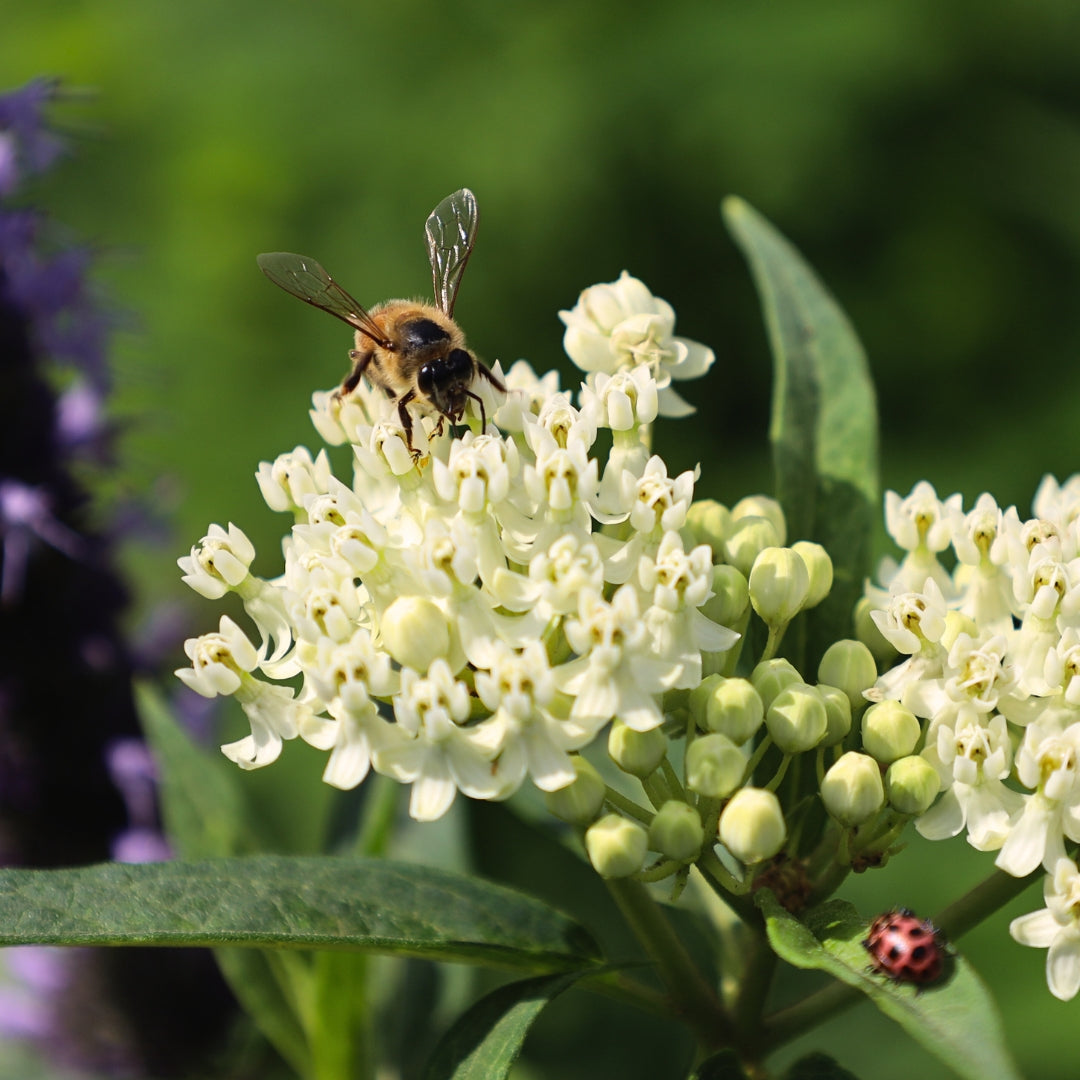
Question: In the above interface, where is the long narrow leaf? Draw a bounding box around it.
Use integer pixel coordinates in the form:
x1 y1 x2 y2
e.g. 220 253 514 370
723 197 879 660
0 856 600 969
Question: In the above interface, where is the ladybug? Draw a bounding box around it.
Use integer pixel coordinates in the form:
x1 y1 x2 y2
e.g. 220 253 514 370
862 908 948 987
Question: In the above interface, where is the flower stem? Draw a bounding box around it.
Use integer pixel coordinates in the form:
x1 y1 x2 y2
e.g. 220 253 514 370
604 875 733 1051
933 864 1042 939
605 785 654 826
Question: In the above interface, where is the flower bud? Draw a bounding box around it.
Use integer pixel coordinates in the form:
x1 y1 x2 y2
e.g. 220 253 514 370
585 814 648 878
695 677 763 744
766 683 828 753
861 701 920 764
749 547 811 627
750 658 802 713
820 751 885 825
701 564 750 628
816 684 853 747
723 516 782 577
686 732 746 798
817 639 878 712
608 720 666 778
854 596 898 667
544 756 606 825
731 495 787 546
381 596 451 672
885 755 940 815
941 610 978 654
686 499 733 556
791 541 833 609
648 801 705 862
718 787 787 864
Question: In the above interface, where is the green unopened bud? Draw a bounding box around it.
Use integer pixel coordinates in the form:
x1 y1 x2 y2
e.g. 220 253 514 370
723 516 782 577
686 499 733 556
731 495 787 546
686 732 747 798
791 541 833 609
766 683 828 753
854 596 898 667
585 814 648 878
381 596 452 671
861 701 920 764
817 639 878 712
820 751 885 825
941 610 978 653
718 787 787 863
750 658 802 713
648 801 705 862
608 720 667 778
749 547 811 627
544 756 606 825
885 755 940 815
816 683 852 747
701 564 750 628
700 677 764 744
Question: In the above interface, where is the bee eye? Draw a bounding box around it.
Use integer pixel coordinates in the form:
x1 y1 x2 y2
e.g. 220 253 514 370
445 348 473 379
417 363 436 394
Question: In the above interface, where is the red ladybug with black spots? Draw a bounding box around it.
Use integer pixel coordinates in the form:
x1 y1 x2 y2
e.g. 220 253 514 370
862 908 949 987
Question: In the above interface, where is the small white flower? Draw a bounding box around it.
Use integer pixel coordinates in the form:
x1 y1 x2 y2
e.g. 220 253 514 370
175 616 259 697
559 272 714 417
881 482 960 596
256 447 332 514
1010 858 1080 1001
579 363 659 432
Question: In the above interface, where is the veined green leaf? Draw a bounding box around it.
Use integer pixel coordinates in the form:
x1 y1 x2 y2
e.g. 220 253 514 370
758 892 1022 1080
422 970 589 1080
0 855 600 969
723 198 879 664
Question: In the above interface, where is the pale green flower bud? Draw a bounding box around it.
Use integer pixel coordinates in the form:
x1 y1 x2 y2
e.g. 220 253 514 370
885 755 940 815
791 541 833 609
731 495 787 546
686 499 733 556
381 596 452 672
544 757 606 825
701 564 750 628
861 701 920 764
585 814 648 879
941 610 978 653
816 684 852 747
648 801 705 862
820 751 885 825
718 787 787 863
817 639 878 712
608 720 666 778
749 547 811 627
766 683 827 753
854 596 898 667
750 658 802 713
695 677 763 744
723 516 782 577
686 732 746 798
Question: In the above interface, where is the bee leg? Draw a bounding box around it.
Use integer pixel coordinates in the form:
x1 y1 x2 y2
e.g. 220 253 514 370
394 389 421 459
339 347 373 397
464 389 487 433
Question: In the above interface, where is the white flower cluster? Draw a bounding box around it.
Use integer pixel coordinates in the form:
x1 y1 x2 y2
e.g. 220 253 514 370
865 477 1080 998
177 274 732 823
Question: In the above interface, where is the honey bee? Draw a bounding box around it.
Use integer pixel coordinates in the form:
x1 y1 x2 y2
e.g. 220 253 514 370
257 187 505 451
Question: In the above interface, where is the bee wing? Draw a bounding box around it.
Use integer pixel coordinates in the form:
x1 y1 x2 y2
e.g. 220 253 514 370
257 252 390 346
425 188 478 317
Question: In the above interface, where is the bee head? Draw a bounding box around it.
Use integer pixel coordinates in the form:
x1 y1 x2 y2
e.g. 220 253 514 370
419 348 475 421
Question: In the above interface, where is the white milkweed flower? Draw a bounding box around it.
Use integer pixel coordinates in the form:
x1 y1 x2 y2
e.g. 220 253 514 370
178 273 740 821
1010 857 1080 1001
559 272 714 417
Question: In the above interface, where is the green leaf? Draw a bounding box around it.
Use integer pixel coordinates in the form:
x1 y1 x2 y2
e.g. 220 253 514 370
723 198 879 662
0 855 600 968
421 970 588 1080
757 892 1022 1080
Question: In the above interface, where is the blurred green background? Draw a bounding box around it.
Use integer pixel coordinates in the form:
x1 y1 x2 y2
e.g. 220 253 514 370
6 0 1080 1076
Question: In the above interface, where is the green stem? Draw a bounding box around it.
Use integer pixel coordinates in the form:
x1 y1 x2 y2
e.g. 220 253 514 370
933 865 1042 939
660 755 687 802
759 979 861 1050
605 786 654 826
604 876 733 1051
732 927 778 1033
